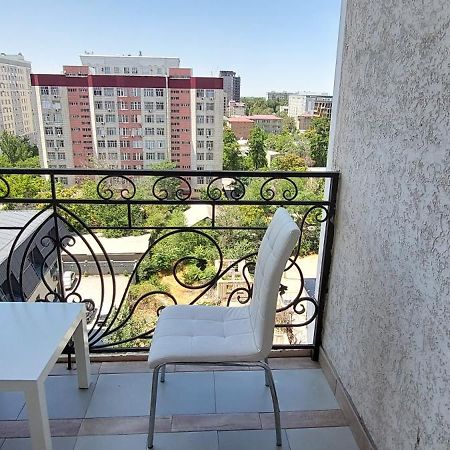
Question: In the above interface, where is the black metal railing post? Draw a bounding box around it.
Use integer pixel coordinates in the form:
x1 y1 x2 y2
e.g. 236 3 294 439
312 173 339 361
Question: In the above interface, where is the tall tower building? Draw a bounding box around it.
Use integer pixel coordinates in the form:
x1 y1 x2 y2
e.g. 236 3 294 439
31 55 224 188
219 70 241 103
0 53 36 141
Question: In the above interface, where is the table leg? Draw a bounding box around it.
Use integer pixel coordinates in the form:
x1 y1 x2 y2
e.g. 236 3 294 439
25 382 52 450
73 315 91 389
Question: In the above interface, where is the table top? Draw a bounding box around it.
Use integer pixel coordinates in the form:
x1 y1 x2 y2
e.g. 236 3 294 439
0 302 85 383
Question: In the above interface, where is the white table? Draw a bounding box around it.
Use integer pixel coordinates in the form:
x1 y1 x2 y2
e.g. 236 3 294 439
0 302 91 450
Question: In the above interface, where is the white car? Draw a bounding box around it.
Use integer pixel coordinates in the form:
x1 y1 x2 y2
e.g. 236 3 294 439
63 271 75 290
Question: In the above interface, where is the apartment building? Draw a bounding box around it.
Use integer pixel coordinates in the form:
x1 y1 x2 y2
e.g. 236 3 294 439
288 93 333 119
247 114 282 134
32 56 224 187
227 116 255 140
0 53 36 141
227 100 246 117
219 70 240 103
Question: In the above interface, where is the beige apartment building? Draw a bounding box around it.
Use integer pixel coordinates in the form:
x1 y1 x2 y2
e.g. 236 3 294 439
0 53 36 141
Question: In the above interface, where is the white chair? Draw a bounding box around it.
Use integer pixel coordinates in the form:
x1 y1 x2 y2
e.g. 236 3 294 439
147 207 301 448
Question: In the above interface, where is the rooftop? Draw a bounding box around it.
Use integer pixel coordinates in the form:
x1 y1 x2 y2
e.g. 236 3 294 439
247 115 282 121
227 116 254 123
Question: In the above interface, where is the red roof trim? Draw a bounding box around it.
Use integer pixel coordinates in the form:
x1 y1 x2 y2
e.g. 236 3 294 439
31 74 223 90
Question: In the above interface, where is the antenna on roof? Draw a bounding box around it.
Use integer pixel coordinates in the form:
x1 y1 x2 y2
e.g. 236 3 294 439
139 50 142 56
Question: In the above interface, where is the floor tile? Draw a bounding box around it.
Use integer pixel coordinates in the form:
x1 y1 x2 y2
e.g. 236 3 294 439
218 429 290 450
214 371 274 413
0 419 81 439
172 412 261 432
260 410 347 429
286 427 360 450
74 432 219 450
155 372 216 416
85 372 215 418
19 375 98 420
50 363 101 376
79 416 171 435
99 361 158 374
1 436 76 450
85 373 150 418
274 369 340 411
0 392 25 420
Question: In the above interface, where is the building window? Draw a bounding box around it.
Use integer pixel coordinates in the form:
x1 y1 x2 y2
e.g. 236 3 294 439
155 102 164 110
57 153 66 160
105 114 116 123
196 89 205 98
93 88 102 96
144 88 154 97
144 102 154 111
105 101 115 110
131 67 138 74
197 140 205 149
96 114 104 123
155 115 165 123
117 88 126 96
197 128 205 136
145 115 154 123
146 152 155 159
103 66 111 74
44 127 53 135
155 89 164 97
197 153 204 161
98 140 106 148
106 127 116 136
145 141 155 149
123 67 130 74
144 128 155 136
206 128 214 137
157 141 165 149
119 115 129 123
206 103 214 111
40 87 49 95
197 116 205 124
120 140 130 148
132 141 143 149
47 152 56 160
50 87 59 96
206 153 214 160
196 103 203 111
205 89 214 98
104 88 114 96
94 101 103 109
107 140 118 148
118 101 127 110
206 140 213 150
156 128 165 136
206 115 214 124
130 101 141 110
130 87 140 96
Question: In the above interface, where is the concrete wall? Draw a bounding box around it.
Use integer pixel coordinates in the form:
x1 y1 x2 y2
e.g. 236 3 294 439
323 1 450 449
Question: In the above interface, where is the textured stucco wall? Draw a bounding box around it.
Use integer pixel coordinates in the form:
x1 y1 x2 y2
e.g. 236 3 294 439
323 1 450 449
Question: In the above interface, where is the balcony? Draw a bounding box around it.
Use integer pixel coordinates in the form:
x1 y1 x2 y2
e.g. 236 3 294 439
0 358 360 450
0 168 357 449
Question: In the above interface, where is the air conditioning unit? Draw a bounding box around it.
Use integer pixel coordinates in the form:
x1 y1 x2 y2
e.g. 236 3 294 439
108 109 112 112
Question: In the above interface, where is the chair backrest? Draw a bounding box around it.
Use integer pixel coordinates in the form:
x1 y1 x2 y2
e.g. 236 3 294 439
249 208 300 356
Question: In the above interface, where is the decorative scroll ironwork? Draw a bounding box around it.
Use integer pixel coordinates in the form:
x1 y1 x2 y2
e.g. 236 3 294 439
0 168 338 353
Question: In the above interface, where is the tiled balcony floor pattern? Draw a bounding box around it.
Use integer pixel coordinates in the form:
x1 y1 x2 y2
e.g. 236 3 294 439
0 358 360 450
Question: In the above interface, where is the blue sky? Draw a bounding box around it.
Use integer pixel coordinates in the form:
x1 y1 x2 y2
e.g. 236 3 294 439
1 0 341 97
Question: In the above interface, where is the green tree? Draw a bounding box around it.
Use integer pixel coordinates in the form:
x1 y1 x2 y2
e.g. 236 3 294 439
303 117 330 167
271 153 307 171
248 127 267 170
0 131 39 165
223 127 244 170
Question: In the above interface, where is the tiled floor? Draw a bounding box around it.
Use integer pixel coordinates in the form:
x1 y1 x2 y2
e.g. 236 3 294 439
0 358 360 449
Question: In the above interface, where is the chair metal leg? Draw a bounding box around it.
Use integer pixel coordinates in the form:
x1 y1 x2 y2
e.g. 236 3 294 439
160 364 166 383
147 365 162 449
264 358 269 386
261 361 282 446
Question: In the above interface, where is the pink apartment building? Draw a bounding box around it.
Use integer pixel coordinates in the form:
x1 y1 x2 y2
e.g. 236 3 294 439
31 56 224 187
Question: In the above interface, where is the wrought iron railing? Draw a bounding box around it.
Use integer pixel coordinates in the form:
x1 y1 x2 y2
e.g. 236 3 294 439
0 168 338 359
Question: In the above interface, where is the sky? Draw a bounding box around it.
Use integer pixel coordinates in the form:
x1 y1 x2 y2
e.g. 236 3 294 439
0 0 341 97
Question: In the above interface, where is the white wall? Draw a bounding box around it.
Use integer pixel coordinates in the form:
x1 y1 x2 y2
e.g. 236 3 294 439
324 1 450 449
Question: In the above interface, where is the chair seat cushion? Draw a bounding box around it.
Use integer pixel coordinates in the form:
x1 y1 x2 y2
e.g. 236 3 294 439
148 305 262 367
